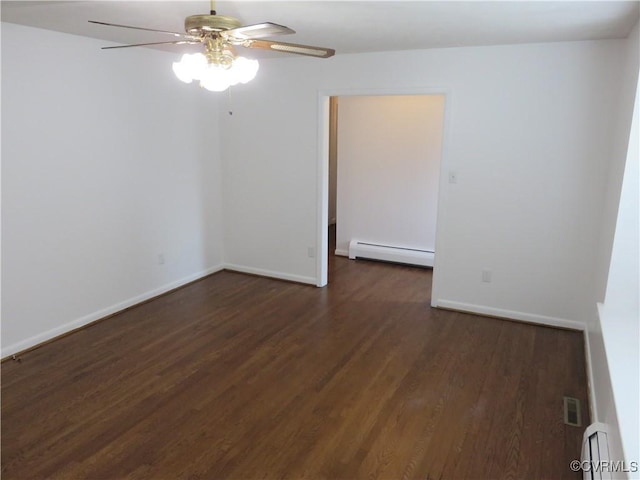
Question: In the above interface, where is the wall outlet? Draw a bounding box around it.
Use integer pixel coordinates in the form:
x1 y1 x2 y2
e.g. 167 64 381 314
448 171 458 184
157 253 165 265
482 269 492 283
308 246 315 258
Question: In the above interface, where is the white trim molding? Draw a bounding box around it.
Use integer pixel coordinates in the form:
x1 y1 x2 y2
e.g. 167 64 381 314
223 263 316 286
434 299 587 331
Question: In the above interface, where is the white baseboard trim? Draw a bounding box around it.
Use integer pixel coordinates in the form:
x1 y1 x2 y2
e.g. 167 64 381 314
334 249 349 257
1 265 225 359
434 299 586 331
223 263 316 286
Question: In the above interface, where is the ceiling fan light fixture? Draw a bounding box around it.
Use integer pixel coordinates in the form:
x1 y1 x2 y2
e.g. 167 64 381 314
173 49 259 92
199 57 259 91
91 5 333 92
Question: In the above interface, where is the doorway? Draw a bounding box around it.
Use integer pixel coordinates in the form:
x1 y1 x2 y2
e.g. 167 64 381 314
318 91 449 288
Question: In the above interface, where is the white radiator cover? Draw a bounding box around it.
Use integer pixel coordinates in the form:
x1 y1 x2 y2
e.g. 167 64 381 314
582 422 612 480
348 240 434 267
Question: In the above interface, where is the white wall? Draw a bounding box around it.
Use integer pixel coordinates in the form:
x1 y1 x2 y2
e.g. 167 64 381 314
335 95 444 256
219 64 321 284
600 83 639 475
1 23 224 356
594 22 640 306
588 20 639 475
220 39 625 326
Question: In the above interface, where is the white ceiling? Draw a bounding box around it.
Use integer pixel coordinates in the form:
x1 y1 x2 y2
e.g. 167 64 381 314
1 1 639 59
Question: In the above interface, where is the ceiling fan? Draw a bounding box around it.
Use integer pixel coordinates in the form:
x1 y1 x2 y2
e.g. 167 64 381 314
89 0 335 91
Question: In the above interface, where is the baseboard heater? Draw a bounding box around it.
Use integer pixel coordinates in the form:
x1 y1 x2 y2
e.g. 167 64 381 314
348 240 434 267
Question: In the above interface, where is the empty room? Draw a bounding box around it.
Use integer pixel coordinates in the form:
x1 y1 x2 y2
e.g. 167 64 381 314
1 1 638 479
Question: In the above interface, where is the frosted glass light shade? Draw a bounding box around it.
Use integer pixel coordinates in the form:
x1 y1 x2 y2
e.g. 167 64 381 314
231 57 259 84
172 53 207 83
172 58 193 83
200 64 233 92
173 53 259 92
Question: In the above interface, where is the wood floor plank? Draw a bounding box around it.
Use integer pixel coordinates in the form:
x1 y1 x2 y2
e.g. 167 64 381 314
2 255 588 479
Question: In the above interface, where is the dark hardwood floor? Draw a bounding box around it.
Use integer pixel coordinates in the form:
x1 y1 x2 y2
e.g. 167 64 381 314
2 235 588 479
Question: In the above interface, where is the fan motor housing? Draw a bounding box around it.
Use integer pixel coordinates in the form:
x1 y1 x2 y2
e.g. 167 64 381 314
185 15 241 34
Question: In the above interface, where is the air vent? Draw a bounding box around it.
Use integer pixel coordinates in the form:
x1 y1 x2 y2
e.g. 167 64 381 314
563 396 582 427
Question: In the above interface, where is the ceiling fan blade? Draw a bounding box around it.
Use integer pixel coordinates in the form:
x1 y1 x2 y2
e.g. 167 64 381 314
88 20 199 41
224 22 295 41
101 40 200 50
246 40 335 58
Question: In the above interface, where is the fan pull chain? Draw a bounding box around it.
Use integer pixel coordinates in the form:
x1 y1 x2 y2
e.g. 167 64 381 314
228 87 233 116
210 0 216 15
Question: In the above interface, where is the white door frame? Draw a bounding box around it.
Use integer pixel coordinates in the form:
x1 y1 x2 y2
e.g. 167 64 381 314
315 87 453 307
